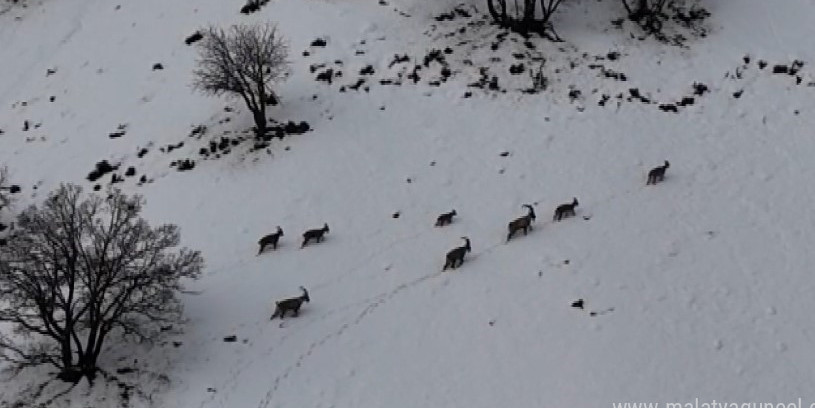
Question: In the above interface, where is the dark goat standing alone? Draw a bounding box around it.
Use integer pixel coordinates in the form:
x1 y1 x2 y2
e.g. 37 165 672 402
435 209 457 227
507 204 536 242
301 223 329 248
257 226 284 255
443 237 471 271
553 198 579 221
647 161 670 185
270 287 310 319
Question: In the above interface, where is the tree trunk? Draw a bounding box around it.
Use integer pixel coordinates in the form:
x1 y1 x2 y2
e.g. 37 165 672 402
252 109 267 137
629 0 650 22
523 0 536 25
487 0 507 24
78 354 99 380
60 338 73 370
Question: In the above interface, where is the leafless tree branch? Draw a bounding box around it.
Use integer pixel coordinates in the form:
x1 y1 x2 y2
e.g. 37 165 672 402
0 184 203 381
192 23 289 136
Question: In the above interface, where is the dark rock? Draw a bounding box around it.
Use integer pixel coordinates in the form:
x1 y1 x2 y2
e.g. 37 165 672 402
240 2 258 14
87 160 119 182
223 335 237 342
184 31 203 46
284 121 310 135
189 125 207 138
152 63 164 70
509 63 525 75
360 65 375 75
658 104 678 113
488 76 499 91
176 159 195 171
692 82 709 95
310 38 327 47
571 299 584 309
772 65 789 74
315 69 334 84
678 96 695 106
125 167 136 177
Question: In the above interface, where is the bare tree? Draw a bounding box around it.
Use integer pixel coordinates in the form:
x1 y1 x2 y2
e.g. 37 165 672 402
621 0 669 33
487 0 566 40
0 184 203 382
193 23 289 137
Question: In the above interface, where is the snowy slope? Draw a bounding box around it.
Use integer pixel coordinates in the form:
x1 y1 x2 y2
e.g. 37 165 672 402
2 0 815 407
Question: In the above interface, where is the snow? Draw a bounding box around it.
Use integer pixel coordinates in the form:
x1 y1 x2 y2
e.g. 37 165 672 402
2 0 815 406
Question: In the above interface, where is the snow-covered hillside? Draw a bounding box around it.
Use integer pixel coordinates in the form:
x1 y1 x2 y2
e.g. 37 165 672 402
2 0 815 407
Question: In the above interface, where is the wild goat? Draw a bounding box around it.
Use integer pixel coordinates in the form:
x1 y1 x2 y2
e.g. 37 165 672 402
257 226 283 255
270 287 310 320
507 204 536 242
301 223 329 248
647 160 670 185
553 198 579 221
443 237 471 271
435 209 457 227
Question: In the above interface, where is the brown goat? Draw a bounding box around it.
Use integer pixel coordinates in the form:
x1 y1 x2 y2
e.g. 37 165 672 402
270 287 310 319
435 209 457 227
647 160 670 185
301 223 329 248
553 198 578 221
257 226 284 255
443 237 471 271
507 204 536 242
